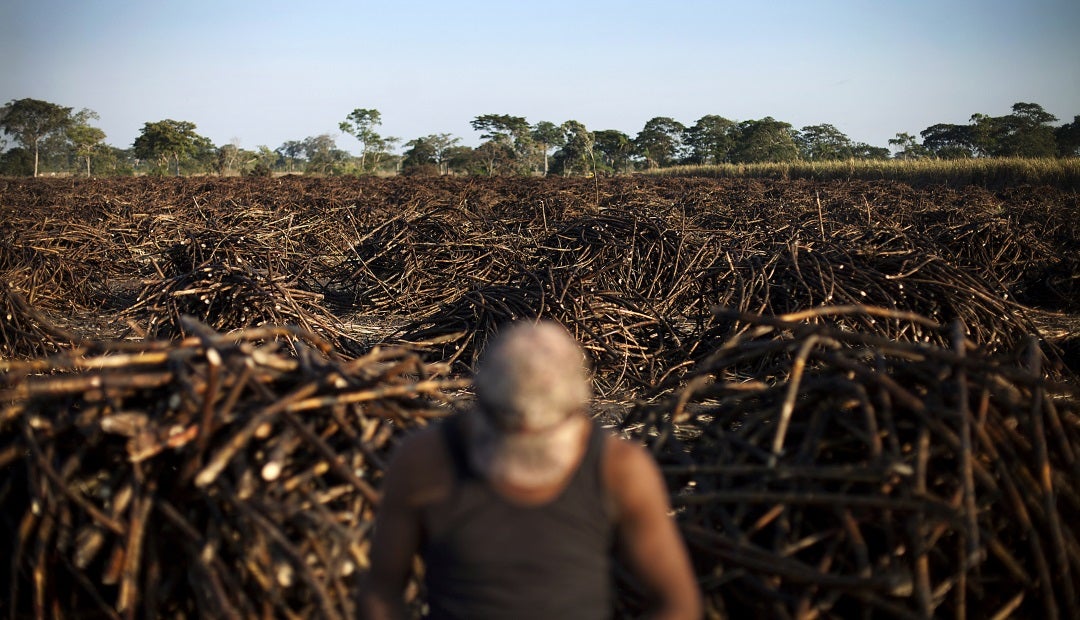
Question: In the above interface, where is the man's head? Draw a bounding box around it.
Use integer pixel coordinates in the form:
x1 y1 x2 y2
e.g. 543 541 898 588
470 321 593 486
474 320 591 431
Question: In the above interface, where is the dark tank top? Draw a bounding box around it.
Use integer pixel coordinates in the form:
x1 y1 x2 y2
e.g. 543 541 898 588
420 415 614 620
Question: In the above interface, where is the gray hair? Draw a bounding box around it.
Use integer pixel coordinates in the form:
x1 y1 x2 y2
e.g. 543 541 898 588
474 321 591 432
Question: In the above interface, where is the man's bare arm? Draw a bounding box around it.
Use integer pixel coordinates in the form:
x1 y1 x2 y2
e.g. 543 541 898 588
359 432 431 620
606 438 702 620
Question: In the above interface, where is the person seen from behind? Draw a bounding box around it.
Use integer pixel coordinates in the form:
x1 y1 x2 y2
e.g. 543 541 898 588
360 320 702 619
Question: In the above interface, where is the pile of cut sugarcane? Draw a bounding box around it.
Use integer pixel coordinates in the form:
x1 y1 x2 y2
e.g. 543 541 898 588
622 306 1080 619
2 176 1077 618
1 318 465 619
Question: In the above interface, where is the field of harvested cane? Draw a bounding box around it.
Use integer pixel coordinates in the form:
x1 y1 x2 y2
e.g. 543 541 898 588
1 175 1078 619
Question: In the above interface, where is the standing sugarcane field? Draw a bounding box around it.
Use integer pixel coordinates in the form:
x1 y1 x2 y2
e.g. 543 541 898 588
1 170 1078 618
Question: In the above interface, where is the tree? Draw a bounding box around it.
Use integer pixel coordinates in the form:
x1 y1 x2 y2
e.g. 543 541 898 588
216 139 246 176
730 117 799 163
471 114 531 145
684 115 735 164
888 132 930 160
443 145 478 176
339 108 388 172
634 117 685 168
997 102 1057 157
402 134 461 175
1010 102 1057 127
919 123 975 159
1055 115 1080 157
133 119 213 175
966 104 1060 158
365 134 400 173
250 145 280 176
531 121 565 176
276 140 306 172
401 136 438 174
82 146 136 176
593 130 635 173
0 98 73 176
471 114 532 174
0 148 33 176
850 143 891 160
966 113 1007 157
795 124 854 160
472 140 512 176
403 133 460 175
67 109 107 177
551 120 594 176
433 134 460 175
302 134 348 175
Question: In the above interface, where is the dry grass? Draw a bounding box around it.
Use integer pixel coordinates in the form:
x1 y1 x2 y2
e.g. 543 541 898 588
645 157 1080 189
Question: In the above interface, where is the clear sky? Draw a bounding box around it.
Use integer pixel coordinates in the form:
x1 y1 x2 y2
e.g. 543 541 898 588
3 0 1078 155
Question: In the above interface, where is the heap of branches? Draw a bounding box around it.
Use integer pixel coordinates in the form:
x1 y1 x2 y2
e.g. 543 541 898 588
319 207 519 314
2 176 1075 361
917 186 1080 313
622 306 1080 619
391 190 1069 395
2 176 1078 618
0 283 74 358
0 317 467 619
119 260 364 355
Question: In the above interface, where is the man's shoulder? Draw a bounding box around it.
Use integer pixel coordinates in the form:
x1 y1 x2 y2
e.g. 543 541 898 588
601 433 668 518
389 421 451 471
602 433 656 474
384 420 456 508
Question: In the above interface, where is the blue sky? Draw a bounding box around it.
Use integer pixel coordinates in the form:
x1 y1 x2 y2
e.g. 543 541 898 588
3 0 1078 155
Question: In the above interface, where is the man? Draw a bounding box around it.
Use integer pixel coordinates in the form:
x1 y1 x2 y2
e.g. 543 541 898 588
361 321 701 619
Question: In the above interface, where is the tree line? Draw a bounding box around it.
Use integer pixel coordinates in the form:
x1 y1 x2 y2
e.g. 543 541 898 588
1 98 1077 178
